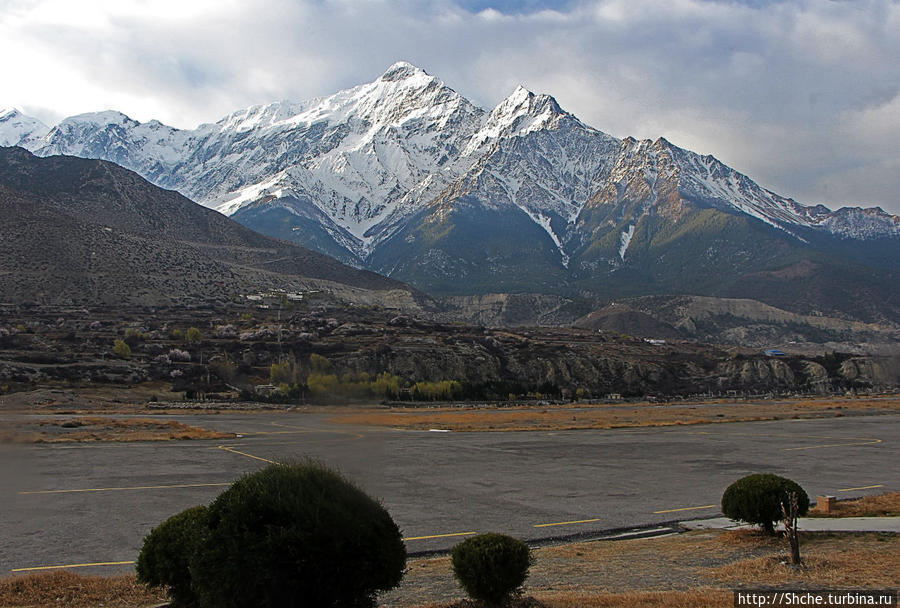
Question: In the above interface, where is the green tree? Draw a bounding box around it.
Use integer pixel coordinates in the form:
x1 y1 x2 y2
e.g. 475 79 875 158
270 358 303 385
136 505 207 607
113 339 131 359
191 462 406 608
451 533 533 607
185 327 202 344
372 373 401 400
721 473 810 534
309 353 331 373
307 373 339 398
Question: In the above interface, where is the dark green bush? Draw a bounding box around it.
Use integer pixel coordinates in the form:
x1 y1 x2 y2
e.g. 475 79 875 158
191 461 406 608
136 505 207 606
721 473 810 534
451 533 534 607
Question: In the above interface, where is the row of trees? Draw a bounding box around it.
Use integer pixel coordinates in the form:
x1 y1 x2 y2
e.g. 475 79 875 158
269 355 470 402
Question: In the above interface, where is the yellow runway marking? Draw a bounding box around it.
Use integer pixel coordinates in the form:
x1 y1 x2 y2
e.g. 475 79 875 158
782 438 882 451
653 504 717 514
19 482 231 495
232 430 314 436
233 422 365 440
839 484 885 492
270 421 366 439
403 531 477 541
12 561 134 572
533 518 601 528
684 430 884 452
216 445 277 464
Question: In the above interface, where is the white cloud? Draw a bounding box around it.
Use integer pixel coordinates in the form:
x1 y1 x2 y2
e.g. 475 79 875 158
1 0 898 213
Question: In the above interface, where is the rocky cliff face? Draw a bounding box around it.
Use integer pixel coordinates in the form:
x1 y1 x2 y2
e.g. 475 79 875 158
3 306 895 398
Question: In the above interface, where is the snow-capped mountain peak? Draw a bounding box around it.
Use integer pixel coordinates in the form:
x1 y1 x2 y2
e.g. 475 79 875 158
378 60 430 82
15 61 900 280
62 110 135 127
480 87 565 137
0 108 49 147
129 62 487 254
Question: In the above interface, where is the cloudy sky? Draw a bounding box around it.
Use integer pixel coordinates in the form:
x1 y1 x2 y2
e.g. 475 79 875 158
2 0 898 213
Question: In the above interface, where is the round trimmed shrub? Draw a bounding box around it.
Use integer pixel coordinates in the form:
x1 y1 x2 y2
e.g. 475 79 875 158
136 504 207 606
721 473 810 534
451 533 533 607
190 461 406 608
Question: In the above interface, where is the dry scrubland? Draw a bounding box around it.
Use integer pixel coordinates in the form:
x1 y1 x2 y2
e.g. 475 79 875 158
0 416 233 443
0 571 167 608
1 394 897 445
807 491 900 518
332 395 900 432
2 528 897 608
393 529 900 608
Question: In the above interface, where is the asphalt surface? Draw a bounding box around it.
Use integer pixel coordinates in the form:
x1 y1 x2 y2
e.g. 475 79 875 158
3 412 898 575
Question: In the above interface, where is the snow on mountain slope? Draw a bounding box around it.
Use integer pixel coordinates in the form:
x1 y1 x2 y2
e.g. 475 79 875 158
440 87 621 265
15 60 900 263
815 206 900 239
0 108 49 147
36 110 191 186
204 61 486 225
29 62 488 257
670 140 900 239
580 135 900 243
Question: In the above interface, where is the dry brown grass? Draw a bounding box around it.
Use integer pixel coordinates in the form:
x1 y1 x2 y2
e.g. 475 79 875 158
0 570 165 608
809 491 900 518
541 590 732 608
387 530 899 608
1 416 232 443
6 532 896 608
708 533 900 587
419 591 733 608
332 395 900 432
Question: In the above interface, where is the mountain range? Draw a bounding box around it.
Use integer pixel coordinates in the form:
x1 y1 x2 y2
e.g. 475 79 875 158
3 62 898 322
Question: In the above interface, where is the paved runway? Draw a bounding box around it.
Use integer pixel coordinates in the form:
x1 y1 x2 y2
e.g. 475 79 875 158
3 412 898 575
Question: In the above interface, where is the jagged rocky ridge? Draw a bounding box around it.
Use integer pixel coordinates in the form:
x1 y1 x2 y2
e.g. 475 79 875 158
4 63 899 320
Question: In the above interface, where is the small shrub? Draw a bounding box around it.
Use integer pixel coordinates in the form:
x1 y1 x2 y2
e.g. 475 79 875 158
136 505 207 606
113 339 131 359
168 348 191 362
214 324 237 338
125 328 147 342
191 461 406 608
721 473 810 534
451 533 533 607
185 327 202 343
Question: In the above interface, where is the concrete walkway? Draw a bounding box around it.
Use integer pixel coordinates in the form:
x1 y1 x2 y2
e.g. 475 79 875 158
681 516 900 533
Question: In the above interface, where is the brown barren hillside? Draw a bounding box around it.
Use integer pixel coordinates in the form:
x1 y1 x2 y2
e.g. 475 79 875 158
0 146 426 308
